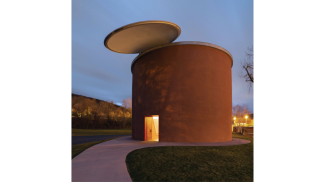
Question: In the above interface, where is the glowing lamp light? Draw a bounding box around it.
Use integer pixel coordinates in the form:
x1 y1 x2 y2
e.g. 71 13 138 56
245 115 248 119
153 116 159 119
234 117 236 120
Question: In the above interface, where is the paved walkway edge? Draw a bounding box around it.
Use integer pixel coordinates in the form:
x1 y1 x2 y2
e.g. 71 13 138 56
72 136 251 182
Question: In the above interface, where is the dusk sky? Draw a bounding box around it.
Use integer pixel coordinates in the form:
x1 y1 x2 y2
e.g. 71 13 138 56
72 0 253 112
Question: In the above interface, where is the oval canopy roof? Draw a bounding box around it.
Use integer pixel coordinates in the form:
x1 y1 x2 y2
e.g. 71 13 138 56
104 20 181 54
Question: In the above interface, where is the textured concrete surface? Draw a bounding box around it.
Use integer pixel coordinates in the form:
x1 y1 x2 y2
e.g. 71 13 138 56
72 135 131 145
72 136 250 182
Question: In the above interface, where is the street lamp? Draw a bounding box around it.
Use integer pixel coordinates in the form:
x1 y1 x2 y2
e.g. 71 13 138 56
245 115 248 124
233 117 236 126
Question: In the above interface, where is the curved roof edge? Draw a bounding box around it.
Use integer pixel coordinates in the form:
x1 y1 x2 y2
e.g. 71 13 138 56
104 20 181 54
131 41 233 73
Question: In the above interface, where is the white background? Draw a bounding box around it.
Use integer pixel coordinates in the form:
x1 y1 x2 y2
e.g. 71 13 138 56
1 1 324 181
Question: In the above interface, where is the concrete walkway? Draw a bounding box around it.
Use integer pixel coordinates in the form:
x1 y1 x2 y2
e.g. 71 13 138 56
72 136 251 182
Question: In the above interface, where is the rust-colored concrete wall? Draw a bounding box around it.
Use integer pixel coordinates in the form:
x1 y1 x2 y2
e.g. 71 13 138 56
132 45 232 142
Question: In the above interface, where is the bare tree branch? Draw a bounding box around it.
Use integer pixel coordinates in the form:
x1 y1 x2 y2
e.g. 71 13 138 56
240 46 254 92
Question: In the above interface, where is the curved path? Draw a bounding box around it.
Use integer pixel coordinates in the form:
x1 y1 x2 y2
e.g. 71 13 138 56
72 136 251 182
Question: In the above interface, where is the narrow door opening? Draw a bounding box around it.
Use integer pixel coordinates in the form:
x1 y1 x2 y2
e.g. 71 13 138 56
145 115 159 141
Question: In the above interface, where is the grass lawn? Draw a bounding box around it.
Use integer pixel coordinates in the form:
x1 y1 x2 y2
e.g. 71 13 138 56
72 128 132 136
125 133 253 182
72 137 118 159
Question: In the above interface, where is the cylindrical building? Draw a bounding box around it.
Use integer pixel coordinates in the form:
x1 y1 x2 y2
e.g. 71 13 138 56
104 21 233 142
131 42 233 142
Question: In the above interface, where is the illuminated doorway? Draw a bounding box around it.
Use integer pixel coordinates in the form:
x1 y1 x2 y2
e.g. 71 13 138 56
145 115 159 141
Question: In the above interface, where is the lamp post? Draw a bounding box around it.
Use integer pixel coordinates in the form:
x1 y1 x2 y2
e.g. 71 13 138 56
233 117 236 125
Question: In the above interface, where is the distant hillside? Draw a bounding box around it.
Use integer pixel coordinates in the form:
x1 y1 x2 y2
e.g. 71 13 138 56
72 93 123 108
71 93 132 129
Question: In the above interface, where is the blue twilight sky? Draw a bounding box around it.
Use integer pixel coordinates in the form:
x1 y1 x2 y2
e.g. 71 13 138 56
72 0 253 112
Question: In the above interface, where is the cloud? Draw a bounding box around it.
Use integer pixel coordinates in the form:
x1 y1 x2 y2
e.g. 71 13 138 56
73 63 121 83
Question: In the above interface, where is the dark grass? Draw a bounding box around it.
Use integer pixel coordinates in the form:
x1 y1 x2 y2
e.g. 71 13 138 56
125 133 253 182
72 137 118 159
72 128 132 136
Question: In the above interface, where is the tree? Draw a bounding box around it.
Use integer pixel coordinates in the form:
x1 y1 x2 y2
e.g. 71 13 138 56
122 99 128 109
241 46 254 92
122 97 132 110
127 97 132 110
72 96 87 117
232 104 252 125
